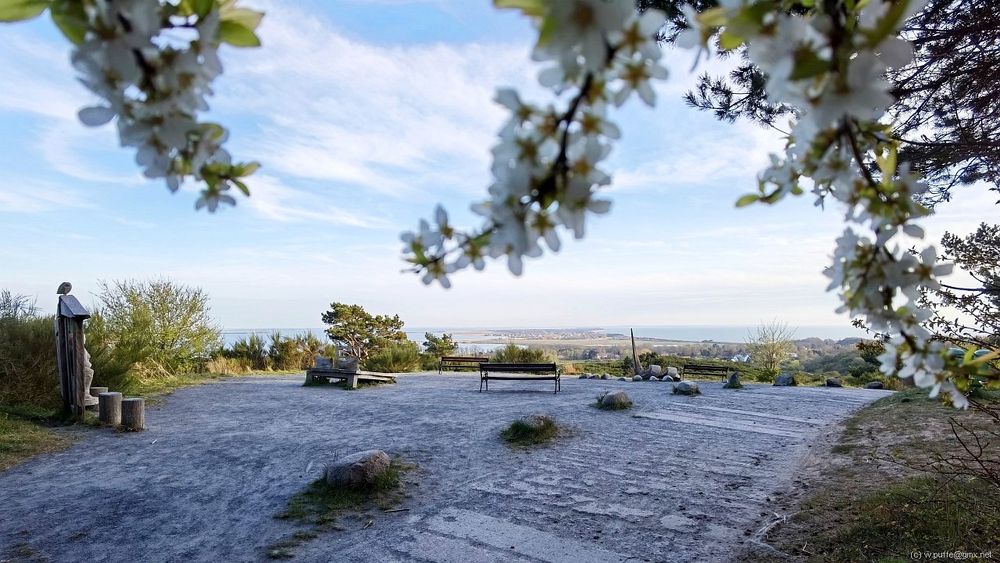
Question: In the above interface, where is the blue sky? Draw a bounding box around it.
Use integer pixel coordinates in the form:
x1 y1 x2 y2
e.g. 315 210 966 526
0 0 992 333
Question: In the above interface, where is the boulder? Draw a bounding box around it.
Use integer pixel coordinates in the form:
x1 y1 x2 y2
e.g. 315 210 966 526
578 374 589 379
632 375 643 382
825 377 843 387
649 376 660 382
646 365 663 376
600 374 610 380
325 450 391 488
672 381 701 396
864 381 885 390
774 374 796 386
666 366 679 378
600 391 632 409
722 373 743 389
602 373 611 378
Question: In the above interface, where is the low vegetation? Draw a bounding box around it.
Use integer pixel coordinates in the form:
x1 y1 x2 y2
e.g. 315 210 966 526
0 415 69 471
500 415 560 446
754 388 1000 561
269 460 410 559
491 343 553 364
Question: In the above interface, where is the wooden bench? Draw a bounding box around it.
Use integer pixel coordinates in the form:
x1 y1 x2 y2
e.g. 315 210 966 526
479 363 560 393
306 357 395 389
439 355 489 374
681 363 732 380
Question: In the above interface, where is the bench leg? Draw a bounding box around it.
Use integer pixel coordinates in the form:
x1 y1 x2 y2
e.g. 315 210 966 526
479 376 484 392
305 371 314 385
346 373 359 389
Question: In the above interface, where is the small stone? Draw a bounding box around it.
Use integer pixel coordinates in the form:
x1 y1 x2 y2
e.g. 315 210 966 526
602 373 611 378
649 376 660 382
600 391 632 409
578 374 589 379
632 375 643 382
325 450 391 487
825 377 842 387
672 381 701 396
773 374 796 386
864 381 885 389
722 373 743 389
616 377 627 381
600 374 610 380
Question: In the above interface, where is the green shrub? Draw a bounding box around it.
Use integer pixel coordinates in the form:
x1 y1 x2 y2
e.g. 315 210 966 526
363 341 422 373
491 343 552 364
501 415 559 446
0 314 60 408
228 333 268 370
92 279 220 377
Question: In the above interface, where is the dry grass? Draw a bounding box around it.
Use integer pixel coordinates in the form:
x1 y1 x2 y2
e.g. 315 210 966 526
750 388 1000 562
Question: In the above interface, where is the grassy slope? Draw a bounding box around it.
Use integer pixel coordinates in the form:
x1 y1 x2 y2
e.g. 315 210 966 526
0 408 72 471
752 388 1000 562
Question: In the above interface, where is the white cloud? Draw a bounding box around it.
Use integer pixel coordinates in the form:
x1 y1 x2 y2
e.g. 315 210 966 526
243 174 393 227
0 180 91 214
216 3 536 199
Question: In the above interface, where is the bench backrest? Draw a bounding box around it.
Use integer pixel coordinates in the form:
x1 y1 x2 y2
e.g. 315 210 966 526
682 364 730 372
441 356 489 362
480 362 558 372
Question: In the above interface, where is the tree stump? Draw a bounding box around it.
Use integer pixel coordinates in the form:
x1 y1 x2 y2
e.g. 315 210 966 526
98 392 122 426
90 386 108 398
121 398 145 431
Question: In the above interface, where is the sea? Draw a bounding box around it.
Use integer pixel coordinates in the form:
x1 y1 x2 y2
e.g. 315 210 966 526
220 325 865 348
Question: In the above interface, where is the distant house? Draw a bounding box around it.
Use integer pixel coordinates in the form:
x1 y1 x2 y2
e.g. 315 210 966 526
731 353 751 363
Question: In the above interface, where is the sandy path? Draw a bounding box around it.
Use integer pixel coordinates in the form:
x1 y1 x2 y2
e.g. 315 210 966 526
0 375 889 562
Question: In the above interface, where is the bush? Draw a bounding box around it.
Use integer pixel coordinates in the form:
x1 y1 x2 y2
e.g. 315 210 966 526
363 341 422 373
92 279 220 377
491 344 552 364
227 333 268 370
0 314 60 408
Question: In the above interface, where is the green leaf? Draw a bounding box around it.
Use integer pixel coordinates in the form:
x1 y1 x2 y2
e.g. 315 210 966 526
219 3 263 30
192 0 214 17
219 19 260 47
49 0 85 44
231 178 250 196
236 161 260 176
493 0 545 17
718 30 744 51
735 194 761 208
0 0 49 22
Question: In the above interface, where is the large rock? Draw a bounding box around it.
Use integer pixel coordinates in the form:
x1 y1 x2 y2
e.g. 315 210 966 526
774 374 796 386
600 374 610 380
600 391 632 409
646 365 663 377
578 374 589 379
672 381 701 396
632 375 643 382
722 373 743 389
649 376 660 382
666 367 679 381
825 377 843 387
325 450 391 488
864 381 885 390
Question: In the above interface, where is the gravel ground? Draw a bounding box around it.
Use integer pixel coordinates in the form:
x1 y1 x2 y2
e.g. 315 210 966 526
0 374 889 563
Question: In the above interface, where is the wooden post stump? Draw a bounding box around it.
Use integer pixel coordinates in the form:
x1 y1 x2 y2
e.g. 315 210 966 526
90 386 108 398
121 398 145 431
98 392 122 426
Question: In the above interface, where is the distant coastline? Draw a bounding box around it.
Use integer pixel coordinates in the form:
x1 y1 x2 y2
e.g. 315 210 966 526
220 324 866 348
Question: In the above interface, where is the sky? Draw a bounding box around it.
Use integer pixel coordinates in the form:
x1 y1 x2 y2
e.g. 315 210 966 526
0 0 993 335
